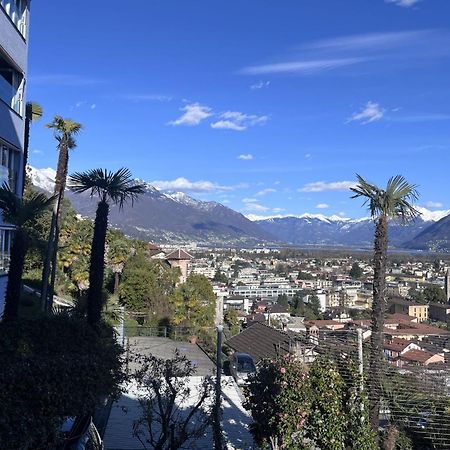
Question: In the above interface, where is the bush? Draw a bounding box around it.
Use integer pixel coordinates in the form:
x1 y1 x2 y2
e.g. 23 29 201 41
0 316 125 449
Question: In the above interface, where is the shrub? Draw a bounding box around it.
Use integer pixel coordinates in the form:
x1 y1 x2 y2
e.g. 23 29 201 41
0 316 125 449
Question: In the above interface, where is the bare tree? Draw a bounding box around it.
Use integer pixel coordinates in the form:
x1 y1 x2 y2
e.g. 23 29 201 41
132 352 214 450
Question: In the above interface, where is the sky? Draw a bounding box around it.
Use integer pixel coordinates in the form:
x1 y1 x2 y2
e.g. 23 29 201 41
27 0 450 220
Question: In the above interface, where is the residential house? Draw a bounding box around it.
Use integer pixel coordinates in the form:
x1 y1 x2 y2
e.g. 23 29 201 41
388 298 429 322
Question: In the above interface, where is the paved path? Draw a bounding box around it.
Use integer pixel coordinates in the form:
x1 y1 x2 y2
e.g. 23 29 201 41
104 336 255 449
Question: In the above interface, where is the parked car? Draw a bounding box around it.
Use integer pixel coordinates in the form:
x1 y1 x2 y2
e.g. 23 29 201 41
230 352 256 385
59 416 104 450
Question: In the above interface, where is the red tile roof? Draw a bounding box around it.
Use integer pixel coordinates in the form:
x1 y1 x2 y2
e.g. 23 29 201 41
165 249 194 260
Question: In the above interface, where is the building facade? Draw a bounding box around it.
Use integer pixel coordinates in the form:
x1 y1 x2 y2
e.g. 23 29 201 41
0 0 30 314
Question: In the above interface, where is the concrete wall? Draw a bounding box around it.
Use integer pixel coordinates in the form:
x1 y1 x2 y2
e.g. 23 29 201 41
0 6 28 72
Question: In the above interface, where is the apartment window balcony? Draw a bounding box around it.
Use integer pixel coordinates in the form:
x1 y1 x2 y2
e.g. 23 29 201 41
0 53 24 116
0 0 27 39
0 141 20 193
0 228 12 274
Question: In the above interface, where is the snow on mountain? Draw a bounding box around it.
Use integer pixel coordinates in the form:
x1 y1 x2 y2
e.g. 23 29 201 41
27 166 56 192
415 206 450 222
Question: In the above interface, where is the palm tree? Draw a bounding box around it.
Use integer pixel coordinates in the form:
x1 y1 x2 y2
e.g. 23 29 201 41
351 174 419 431
70 168 144 325
41 116 82 311
22 102 43 195
0 185 54 321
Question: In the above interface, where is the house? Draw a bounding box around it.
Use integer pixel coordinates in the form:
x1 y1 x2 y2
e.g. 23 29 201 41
383 337 421 366
428 303 450 323
264 304 291 323
226 322 316 364
147 243 166 259
0 0 31 315
388 298 429 322
165 249 194 283
400 349 444 367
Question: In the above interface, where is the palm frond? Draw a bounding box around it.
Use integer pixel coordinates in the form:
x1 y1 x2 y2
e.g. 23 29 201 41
46 115 83 136
350 174 419 222
69 168 145 209
0 184 55 227
26 102 43 122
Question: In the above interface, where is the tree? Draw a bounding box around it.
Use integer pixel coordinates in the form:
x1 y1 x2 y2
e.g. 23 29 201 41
277 293 289 308
41 116 83 311
70 168 144 325
119 253 178 322
350 262 363 279
22 102 43 195
212 269 228 284
351 174 419 431
0 185 54 321
132 351 213 450
292 293 305 316
107 231 131 293
308 293 322 318
170 274 216 332
422 285 447 304
224 308 240 335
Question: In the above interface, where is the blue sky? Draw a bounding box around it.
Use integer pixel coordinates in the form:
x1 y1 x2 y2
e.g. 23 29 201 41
27 0 450 219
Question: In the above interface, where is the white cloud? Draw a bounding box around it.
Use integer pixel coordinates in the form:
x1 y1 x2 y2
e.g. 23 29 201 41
316 203 330 209
272 207 285 213
299 181 357 192
75 101 86 108
241 58 367 75
242 203 270 212
308 30 428 51
237 154 254 160
242 198 258 203
90 104 96 109
256 188 276 196
250 81 270 90
32 149 42 155
211 111 268 131
424 201 443 209
348 101 385 124
304 153 312 159
385 0 420 7
211 120 246 131
152 177 235 193
168 103 212 126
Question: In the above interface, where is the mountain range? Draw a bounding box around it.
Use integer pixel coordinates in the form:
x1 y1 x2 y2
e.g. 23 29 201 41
28 167 450 250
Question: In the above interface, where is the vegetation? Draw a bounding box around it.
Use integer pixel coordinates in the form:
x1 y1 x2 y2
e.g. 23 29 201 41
70 168 145 325
224 308 240 336
0 186 54 321
0 316 125 449
350 261 363 279
351 174 419 432
244 356 377 450
42 115 83 310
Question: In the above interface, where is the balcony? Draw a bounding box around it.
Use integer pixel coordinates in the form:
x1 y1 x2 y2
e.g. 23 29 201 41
0 54 23 116
0 0 27 39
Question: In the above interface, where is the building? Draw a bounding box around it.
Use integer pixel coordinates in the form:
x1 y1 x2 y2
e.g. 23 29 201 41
0 0 30 315
445 268 450 302
165 249 194 283
429 303 450 323
388 298 429 322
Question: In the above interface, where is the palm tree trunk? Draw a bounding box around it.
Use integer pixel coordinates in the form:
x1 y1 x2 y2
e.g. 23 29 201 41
3 229 28 321
114 271 119 294
87 200 109 325
369 214 388 432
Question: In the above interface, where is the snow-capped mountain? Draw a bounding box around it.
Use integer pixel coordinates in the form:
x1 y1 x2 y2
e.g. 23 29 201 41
27 166 276 246
253 210 450 248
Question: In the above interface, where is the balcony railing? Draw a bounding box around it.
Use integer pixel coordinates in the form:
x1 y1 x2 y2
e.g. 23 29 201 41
0 0 27 38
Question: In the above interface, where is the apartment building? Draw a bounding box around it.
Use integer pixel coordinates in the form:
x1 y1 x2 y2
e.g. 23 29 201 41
0 0 30 313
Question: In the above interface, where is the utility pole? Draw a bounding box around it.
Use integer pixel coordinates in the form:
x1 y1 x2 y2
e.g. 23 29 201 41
214 324 223 450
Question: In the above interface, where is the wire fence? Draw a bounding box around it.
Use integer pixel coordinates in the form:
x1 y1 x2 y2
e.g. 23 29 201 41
299 328 450 449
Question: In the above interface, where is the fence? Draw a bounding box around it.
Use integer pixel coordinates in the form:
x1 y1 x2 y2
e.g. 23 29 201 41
305 328 450 449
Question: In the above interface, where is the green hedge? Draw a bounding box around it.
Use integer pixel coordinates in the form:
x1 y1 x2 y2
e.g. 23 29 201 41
0 316 126 449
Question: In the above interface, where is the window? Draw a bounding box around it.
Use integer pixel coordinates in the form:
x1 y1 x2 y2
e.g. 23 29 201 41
0 0 27 38
0 228 12 273
0 141 20 193
0 53 24 115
